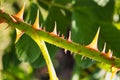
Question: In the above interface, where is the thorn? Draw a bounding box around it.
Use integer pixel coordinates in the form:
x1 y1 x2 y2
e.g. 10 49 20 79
39 24 42 30
64 49 67 54
81 56 84 60
84 57 86 60
102 42 106 53
61 34 65 39
14 3 25 21
67 31 72 42
107 49 113 58
15 29 24 43
91 59 94 62
39 24 43 30
86 27 100 51
9 15 17 22
58 31 60 36
50 22 57 35
70 52 73 55
42 27 46 31
33 10 40 30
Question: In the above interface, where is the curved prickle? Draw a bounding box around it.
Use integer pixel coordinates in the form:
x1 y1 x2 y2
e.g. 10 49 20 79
13 3 25 21
86 27 100 51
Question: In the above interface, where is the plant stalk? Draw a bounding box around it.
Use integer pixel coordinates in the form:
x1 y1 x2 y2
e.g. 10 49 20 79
32 35 58 80
1 11 120 68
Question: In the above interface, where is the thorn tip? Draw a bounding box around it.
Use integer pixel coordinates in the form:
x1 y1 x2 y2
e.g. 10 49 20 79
64 49 67 54
107 49 113 58
14 3 25 21
102 42 106 53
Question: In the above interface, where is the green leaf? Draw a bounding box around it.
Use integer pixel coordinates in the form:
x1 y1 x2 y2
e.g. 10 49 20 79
30 54 45 68
25 2 44 25
44 6 71 57
45 6 71 34
74 55 94 69
15 34 42 63
55 0 72 5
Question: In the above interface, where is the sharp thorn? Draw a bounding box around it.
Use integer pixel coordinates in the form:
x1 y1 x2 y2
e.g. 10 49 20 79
67 31 72 42
92 59 94 62
50 22 57 35
42 27 46 31
58 31 60 36
81 56 84 60
107 49 113 58
84 57 86 60
86 27 100 51
39 24 42 30
102 42 106 53
9 15 17 22
33 10 40 30
14 3 25 21
15 29 24 43
64 49 67 54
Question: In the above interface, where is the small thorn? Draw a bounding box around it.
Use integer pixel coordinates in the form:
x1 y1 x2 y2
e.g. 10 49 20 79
107 49 113 58
102 42 106 53
33 10 40 30
86 27 100 50
81 56 85 60
91 59 94 62
61 34 65 39
14 3 25 21
67 31 72 42
64 49 67 54
50 22 57 35
9 15 17 22
58 32 60 36
42 27 46 31
15 29 24 43
39 24 43 30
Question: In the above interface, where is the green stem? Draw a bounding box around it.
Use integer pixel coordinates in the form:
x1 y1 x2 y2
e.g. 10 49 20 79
33 38 58 80
1 11 120 69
